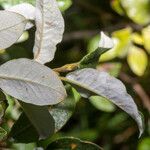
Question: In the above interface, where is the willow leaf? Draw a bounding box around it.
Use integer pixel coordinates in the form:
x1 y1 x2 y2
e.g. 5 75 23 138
33 0 64 64
6 3 35 30
63 68 143 136
0 11 26 49
0 58 67 106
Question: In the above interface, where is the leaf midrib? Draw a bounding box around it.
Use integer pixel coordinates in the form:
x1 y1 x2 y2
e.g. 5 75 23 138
61 77 101 97
34 0 45 59
0 19 26 32
0 75 64 96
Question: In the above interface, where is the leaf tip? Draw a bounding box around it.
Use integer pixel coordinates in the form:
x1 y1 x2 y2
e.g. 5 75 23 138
99 32 114 49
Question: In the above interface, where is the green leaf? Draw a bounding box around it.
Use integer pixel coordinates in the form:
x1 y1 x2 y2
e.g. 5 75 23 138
138 137 150 150
111 27 132 58
99 62 122 77
12 143 36 150
0 92 8 122
0 127 7 141
46 137 103 150
87 30 128 62
10 86 76 143
80 32 114 68
142 25 150 53
90 96 116 112
50 86 76 132
9 112 39 143
57 0 72 11
0 58 67 106
16 31 29 43
111 0 125 15
5 94 20 120
62 68 143 136
132 33 144 46
127 46 148 76
0 0 35 7
120 0 150 25
19 102 55 140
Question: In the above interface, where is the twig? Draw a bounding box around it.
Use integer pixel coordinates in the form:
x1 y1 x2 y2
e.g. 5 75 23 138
53 62 79 73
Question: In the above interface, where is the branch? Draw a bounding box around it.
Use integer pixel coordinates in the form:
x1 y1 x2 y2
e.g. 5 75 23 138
53 62 79 73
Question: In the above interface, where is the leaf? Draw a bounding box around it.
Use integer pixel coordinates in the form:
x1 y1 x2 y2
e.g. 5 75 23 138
16 31 29 43
57 0 72 11
0 0 35 7
142 25 150 54
100 28 132 61
138 137 150 150
120 0 150 25
0 11 27 49
50 86 76 132
0 92 8 122
79 32 114 68
46 137 103 150
132 33 144 46
63 68 143 136
0 58 67 106
90 96 116 112
19 101 55 140
111 0 125 15
4 94 20 120
0 127 7 141
12 143 36 150
9 112 39 143
8 94 54 141
33 0 65 64
111 27 132 58
127 46 148 76
10 86 75 143
6 3 35 30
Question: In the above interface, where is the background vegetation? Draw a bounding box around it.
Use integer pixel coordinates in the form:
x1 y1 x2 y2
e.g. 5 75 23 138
0 0 150 149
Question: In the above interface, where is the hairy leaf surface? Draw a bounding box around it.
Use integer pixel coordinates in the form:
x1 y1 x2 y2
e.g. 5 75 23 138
6 3 35 30
0 11 26 49
33 0 64 64
0 58 66 106
63 68 143 136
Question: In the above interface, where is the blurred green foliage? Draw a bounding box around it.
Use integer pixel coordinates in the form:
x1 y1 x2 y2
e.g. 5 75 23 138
0 0 150 150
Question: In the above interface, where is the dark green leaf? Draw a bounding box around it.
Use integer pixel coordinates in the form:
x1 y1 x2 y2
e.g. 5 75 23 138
46 137 103 150
9 113 39 143
0 91 8 123
79 32 114 68
10 86 76 143
50 86 76 132
0 127 7 141
19 102 55 140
